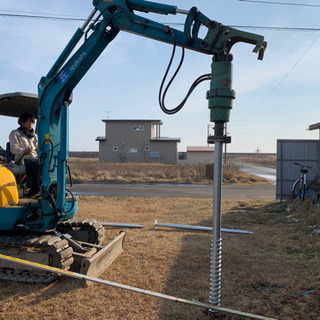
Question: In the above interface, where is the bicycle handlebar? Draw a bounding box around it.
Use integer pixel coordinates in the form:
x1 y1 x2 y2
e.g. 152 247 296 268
294 162 312 169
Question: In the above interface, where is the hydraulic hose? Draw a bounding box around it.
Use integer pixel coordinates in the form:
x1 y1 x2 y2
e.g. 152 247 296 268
158 28 211 115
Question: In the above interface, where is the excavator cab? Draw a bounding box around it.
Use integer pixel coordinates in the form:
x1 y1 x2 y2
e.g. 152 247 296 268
0 92 125 284
0 93 37 198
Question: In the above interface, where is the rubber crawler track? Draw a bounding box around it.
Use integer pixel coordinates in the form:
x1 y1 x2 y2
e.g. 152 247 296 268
0 233 73 284
57 218 106 245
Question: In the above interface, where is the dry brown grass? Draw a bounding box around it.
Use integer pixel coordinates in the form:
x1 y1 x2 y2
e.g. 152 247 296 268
68 158 270 185
227 155 276 168
222 163 268 184
288 198 320 227
1 197 319 320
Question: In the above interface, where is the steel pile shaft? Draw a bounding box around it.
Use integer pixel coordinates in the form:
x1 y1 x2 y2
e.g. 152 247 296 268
154 220 253 234
210 140 223 307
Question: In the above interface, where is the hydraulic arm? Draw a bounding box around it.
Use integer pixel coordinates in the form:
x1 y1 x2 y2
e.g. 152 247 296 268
37 0 266 230
0 0 267 308
35 1 267 303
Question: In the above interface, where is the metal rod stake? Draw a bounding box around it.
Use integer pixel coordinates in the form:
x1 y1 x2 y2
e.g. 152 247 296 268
154 220 253 234
210 139 223 307
101 222 145 228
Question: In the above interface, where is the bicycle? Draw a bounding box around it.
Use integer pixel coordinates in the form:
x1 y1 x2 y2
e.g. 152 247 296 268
291 162 320 201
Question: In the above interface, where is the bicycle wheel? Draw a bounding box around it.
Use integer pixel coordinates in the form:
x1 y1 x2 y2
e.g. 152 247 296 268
291 180 302 199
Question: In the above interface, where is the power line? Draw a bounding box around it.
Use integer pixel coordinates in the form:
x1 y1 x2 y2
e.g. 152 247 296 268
234 32 320 122
238 0 320 7
231 25 320 32
0 8 84 18
1 12 320 32
0 13 85 22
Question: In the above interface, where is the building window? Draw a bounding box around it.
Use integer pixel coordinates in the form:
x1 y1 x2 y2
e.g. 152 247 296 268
144 146 150 151
125 147 138 153
112 146 118 152
132 126 144 132
178 152 187 160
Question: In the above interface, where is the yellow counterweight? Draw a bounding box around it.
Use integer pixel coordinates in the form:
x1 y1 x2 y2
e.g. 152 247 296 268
0 164 19 207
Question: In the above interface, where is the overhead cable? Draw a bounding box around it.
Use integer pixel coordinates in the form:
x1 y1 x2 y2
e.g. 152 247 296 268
1 12 320 32
234 32 320 122
238 0 320 7
0 13 85 21
231 25 320 32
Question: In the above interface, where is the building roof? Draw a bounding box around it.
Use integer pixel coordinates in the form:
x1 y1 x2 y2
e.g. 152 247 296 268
102 119 163 124
151 137 181 142
95 136 106 141
187 146 215 152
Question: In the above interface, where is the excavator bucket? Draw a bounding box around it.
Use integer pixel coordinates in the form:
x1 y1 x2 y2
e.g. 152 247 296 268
71 231 125 284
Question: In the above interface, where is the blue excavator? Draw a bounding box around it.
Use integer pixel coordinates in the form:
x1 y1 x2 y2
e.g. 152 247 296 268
0 0 266 283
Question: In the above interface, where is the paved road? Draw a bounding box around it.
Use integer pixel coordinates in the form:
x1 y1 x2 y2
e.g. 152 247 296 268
70 183 276 199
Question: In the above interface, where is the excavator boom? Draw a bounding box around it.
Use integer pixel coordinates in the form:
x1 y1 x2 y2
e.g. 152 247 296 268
0 0 266 285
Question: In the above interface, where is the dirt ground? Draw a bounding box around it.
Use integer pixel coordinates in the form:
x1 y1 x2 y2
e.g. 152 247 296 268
0 196 319 320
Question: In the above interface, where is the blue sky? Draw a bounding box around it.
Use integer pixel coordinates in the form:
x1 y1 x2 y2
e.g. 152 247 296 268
1 0 320 153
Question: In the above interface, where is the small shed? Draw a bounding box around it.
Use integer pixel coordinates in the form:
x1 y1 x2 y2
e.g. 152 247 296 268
277 139 320 200
184 146 215 164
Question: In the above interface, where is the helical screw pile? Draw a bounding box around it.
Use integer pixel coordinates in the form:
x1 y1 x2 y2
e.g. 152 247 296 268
209 236 222 307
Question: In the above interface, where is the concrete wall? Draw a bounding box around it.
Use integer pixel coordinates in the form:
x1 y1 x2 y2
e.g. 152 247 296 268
150 141 178 164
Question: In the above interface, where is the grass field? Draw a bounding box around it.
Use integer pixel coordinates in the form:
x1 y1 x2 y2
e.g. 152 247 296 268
67 158 271 185
0 196 319 320
226 154 276 169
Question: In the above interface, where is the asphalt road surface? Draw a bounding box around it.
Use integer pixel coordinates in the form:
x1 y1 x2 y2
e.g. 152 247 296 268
70 183 275 199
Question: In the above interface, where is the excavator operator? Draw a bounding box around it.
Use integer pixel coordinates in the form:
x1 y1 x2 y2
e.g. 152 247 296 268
9 113 40 197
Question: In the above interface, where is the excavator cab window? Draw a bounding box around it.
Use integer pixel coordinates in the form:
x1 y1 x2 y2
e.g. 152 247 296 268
4 143 29 193
5 142 15 162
